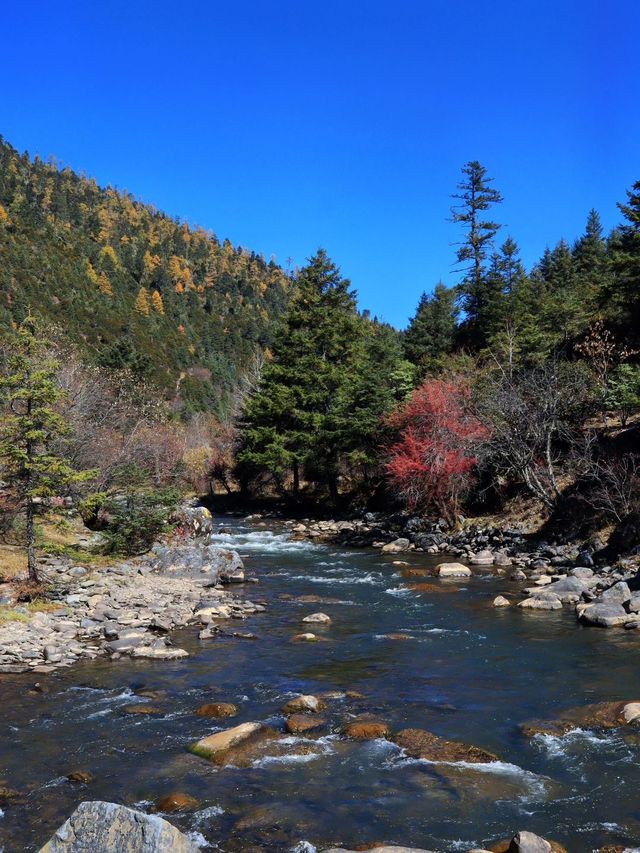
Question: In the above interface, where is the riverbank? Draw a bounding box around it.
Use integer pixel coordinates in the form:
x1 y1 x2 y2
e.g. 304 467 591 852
0 510 264 674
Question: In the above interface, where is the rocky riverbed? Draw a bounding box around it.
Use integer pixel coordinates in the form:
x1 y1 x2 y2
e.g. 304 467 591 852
0 511 264 674
280 514 640 629
3 515 640 851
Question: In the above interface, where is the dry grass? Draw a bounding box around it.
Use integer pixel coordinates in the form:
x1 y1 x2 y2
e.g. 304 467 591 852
0 546 26 580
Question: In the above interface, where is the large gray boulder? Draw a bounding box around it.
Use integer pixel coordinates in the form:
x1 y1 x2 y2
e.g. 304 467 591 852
544 575 588 603
38 801 200 852
599 580 632 605
579 602 629 627
172 505 214 537
153 543 243 581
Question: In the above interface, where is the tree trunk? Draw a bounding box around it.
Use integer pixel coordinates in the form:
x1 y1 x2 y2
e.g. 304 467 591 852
26 497 39 584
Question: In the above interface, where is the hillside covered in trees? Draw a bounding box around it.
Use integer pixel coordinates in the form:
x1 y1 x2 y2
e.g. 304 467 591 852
1 135 640 551
0 136 291 415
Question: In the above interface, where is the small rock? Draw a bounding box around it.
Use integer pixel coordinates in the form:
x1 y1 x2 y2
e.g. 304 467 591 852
66 770 95 784
493 596 510 607
343 720 390 739
282 695 327 714
302 612 332 624
286 714 326 734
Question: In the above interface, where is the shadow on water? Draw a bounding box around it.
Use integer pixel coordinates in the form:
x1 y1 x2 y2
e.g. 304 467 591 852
1 517 640 851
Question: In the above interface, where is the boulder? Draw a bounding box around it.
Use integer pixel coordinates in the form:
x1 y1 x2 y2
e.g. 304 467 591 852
394 728 497 763
38 800 200 852
599 581 632 605
544 576 587 602
302 612 332 624
436 563 472 578
281 694 327 714
382 538 411 553
172 505 214 537
188 721 266 762
493 596 510 608
507 831 552 853
518 596 562 610
469 550 495 566
579 602 629 627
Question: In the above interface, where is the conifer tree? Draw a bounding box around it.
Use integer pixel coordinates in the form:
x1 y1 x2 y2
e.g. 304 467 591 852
134 286 151 316
451 161 503 345
403 283 458 373
151 289 165 314
0 316 95 582
240 250 361 500
609 180 640 332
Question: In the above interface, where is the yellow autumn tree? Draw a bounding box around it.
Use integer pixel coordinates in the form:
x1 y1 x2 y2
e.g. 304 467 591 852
134 286 150 316
84 259 98 285
97 272 113 297
143 250 161 279
0 204 10 225
151 289 165 314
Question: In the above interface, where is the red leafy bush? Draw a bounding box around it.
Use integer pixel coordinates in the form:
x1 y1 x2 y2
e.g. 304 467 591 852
385 377 488 524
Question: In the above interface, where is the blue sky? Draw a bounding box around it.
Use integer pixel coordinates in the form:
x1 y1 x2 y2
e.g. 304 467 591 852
3 1 640 327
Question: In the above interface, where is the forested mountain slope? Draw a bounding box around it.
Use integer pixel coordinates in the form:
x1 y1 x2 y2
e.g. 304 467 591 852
0 136 291 414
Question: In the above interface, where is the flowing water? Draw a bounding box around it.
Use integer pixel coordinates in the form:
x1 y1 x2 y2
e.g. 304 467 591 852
1 518 640 852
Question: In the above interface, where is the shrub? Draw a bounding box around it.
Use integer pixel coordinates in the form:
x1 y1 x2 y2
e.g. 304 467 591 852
100 487 181 556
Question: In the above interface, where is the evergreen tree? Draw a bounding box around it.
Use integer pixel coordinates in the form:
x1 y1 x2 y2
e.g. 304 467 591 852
0 316 95 582
451 161 503 344
240 250 361 500
332 321 413 483
403 283 458 373
609 180 640 333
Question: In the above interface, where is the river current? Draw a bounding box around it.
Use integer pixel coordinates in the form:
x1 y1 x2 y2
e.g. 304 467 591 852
1 518 640 852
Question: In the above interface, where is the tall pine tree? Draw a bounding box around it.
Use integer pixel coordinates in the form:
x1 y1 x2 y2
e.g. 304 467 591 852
451 161 503 346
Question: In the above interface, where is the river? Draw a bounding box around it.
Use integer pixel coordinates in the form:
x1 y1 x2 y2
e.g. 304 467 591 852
1 517 639 852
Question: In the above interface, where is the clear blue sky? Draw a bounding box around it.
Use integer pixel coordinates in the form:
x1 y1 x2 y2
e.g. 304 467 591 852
3 1 640 327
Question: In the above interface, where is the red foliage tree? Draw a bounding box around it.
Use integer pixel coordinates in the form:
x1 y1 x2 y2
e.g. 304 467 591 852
385 377 488 524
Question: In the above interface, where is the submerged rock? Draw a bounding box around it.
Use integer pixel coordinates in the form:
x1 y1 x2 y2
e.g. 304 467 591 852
394 728 497 763
155 792 199 813
38 800 200 852
343 720 390 739
520 699 640 737
195 702 238 718
324 847 435 852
